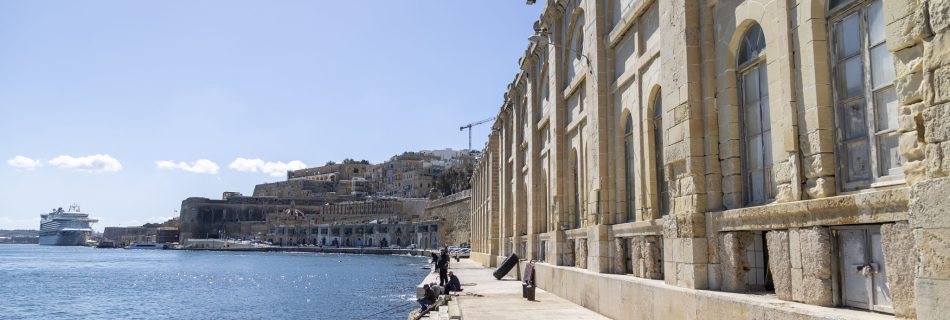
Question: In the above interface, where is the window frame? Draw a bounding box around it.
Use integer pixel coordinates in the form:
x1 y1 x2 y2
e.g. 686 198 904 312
736 24 775 207
828 0 904 193
623 114 636 222
652 93 669 217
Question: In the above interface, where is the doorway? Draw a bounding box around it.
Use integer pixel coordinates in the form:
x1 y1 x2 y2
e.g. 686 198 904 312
834 225 892 314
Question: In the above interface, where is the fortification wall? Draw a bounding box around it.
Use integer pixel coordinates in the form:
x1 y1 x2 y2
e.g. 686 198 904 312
424 190 471 247
252 180 336 198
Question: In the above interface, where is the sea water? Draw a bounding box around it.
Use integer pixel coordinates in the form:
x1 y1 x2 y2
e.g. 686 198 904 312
0 245 429 319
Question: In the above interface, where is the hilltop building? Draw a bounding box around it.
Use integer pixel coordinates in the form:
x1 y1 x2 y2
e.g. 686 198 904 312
469 0 950 319
178 149 474 248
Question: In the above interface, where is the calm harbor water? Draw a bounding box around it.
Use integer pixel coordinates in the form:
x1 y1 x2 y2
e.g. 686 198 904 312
0 245 429 319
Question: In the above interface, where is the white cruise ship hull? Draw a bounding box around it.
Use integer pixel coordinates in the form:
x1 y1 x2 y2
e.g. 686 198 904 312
39 231 88 246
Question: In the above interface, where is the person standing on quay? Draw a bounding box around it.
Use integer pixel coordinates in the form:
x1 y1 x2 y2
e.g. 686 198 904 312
438 248 450 286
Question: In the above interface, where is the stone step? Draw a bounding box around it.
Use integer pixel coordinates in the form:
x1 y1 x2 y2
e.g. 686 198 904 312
447 298 461 320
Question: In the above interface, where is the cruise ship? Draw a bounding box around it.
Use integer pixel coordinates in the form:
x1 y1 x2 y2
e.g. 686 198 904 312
39 205 98 246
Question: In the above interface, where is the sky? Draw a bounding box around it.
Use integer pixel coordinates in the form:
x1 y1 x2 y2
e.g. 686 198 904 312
0 1 543 231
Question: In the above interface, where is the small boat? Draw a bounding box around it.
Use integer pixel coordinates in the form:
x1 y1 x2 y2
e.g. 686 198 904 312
125 242 165 250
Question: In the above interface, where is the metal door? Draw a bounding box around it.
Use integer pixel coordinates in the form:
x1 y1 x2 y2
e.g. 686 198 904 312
836 226 893 313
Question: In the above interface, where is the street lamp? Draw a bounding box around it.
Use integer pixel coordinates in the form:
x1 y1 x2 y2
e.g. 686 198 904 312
528 31 593 75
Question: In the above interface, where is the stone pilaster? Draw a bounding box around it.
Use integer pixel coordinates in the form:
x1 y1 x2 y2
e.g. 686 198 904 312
717 231 752 293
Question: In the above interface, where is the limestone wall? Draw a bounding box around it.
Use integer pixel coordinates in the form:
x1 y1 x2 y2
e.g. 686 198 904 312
531 263 894 320
424 190 472 247
252 180 335 198
466 0 950 318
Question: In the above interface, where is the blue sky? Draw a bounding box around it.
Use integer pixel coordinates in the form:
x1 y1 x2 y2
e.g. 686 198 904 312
0 1 542 230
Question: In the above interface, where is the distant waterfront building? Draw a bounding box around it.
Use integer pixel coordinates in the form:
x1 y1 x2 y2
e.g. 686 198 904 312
178 149 474 248
156 227 180 243
468 0 950 319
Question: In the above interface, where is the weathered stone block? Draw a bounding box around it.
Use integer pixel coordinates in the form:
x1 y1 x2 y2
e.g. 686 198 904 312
612 238 626 274
924 31 950 70
906 159 929 185
881 222 918 318
924 103 950 143
766 230 792 301
675 262 708 289
925 143 949 178
788 268 804 303
931 0 950 33
802 129 836 156
789 228 802 269
803 106 835 133
894 43 924 76
934 66 950 104
910 175 950 229
643 236 663 280
798 226 834 307
803 153 835 179
914 228 950 279
773 161 794 185
675 212 706 238
718 231 753 293
806 176 836 199
895 71 927 105
774 183 795 203
576 238 588 269
630 237 643 277
563 239 575 267
886 9 932 51
899 102 925 133
901 131 926 161
914 278 950 320
883 0 919 25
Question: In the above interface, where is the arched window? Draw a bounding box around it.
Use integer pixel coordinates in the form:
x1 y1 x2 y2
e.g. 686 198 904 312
738 23 774 206
653 92 669 216
623 114 636 222
830 0 901 191
566 13 585 81
572 14 585 63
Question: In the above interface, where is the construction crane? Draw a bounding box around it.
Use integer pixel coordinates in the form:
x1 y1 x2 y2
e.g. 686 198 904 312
460 117 495 151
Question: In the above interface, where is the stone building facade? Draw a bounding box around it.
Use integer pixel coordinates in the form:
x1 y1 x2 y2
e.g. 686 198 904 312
261 205 441 248
178 193 428 244
469 0 950 318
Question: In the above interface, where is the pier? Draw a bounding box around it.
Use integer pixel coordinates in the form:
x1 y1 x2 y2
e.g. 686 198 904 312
412 259 606 320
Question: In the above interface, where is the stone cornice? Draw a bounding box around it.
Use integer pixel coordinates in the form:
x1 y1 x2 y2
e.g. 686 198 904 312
711 187 910 232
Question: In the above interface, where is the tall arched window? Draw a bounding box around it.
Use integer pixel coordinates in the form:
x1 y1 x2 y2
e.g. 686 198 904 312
653 93 669 216
623 114 636 222
567 13 585 81
572 14 585 63
738 24 774 206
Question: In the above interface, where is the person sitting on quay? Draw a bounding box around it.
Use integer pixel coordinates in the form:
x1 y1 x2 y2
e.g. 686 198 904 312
446 271 463 294
417 284 437 311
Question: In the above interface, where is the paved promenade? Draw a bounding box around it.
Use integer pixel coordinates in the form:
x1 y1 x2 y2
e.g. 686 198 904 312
447 259 608 320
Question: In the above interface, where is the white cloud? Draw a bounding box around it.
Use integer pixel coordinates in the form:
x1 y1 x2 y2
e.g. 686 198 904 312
229 158 307 177
155 159 220 174
7 156 42 170
48 154 122 172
